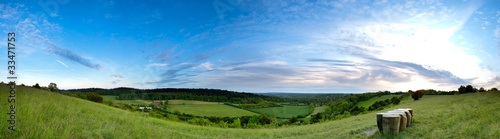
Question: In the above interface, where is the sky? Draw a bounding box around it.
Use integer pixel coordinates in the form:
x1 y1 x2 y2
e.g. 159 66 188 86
1 0 500 93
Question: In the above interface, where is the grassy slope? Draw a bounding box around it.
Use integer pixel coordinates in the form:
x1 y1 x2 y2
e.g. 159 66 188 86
1 85 499 138
169 104 258 117
356 95 400 108
250 106 310 118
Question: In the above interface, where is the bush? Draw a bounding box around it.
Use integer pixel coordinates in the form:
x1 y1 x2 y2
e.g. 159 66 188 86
289 117 298 124
188 118 212 126
393 98 401 105
412 90 424 100
104 99 115 106
87 93 103 103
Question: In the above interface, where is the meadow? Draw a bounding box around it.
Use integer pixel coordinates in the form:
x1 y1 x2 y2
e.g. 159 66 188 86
356 95 401 108
168 100 220 105
102 95 151 105
169 104 257 117
250 105 310 118
1 85 499 138
311 106 328 115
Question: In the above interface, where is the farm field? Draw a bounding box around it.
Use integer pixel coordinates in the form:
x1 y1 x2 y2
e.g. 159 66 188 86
250 105 310 118
169 104 258 117
356 95 401 108
168 100 220 105
101 95 151 105
311 106 328 115
2 85 500 138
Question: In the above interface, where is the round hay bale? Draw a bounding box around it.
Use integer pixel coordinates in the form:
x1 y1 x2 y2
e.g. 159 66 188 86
376 113 385 133
386 110 407 131
397 109 412 126
382 113 400 134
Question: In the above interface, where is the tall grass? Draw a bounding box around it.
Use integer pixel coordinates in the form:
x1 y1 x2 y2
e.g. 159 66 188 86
1 85 499 138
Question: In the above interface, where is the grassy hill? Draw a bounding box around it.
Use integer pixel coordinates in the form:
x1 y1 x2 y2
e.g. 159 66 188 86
1 85 500 138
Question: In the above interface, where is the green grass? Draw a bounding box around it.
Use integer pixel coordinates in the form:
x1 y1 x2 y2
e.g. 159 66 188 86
311 106 328 115
2 85 500 138
169 100 220 105
169 104 257 117
250 106 310 118
101 95 152 105
356 95 401 108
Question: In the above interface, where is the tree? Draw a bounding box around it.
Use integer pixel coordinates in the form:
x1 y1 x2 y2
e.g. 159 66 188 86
490 88 498 92
458 85 466 94
412 90 424 100
479 87 486 92
87 93 103 103
48 82 58 92
33 83 41 89
465 85 475 93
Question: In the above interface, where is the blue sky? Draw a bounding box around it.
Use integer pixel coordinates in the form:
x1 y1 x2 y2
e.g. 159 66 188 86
1 0 500 93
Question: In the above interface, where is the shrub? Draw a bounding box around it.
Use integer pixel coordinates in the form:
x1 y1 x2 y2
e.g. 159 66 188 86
104 99 115 106
289 117 298 124
393 98 401 105
188 118 212 126
412 90 424 100
87 93 103 103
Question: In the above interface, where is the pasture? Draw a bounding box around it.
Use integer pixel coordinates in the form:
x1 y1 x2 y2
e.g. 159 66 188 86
102 95 151 105
169 104 257 117
311 106 328 115
168 99 220 105
250 105 310 118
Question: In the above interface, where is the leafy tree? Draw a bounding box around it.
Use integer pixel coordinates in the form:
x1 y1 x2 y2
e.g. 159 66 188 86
48 82 58 92
490 88 498 92
458 85 466 94
479 87 486 92
87 93 103 103
465 85 475 93
33 83 41 89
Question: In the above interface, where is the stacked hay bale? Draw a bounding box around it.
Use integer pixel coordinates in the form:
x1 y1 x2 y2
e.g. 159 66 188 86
376 108 414 134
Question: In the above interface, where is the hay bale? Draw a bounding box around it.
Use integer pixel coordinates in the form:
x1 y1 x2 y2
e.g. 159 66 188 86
398 108 413 125
382 113 400 134
386 110 407 131
376 113 385 133
397 109 412 126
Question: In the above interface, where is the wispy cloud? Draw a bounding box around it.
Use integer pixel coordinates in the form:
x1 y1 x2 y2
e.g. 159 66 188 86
45 43 104 70
110 74 124 84
1 4 104 71
56 60 69 68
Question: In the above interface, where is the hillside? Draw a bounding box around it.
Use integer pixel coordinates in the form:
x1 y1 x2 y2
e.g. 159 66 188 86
2 85 500 138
